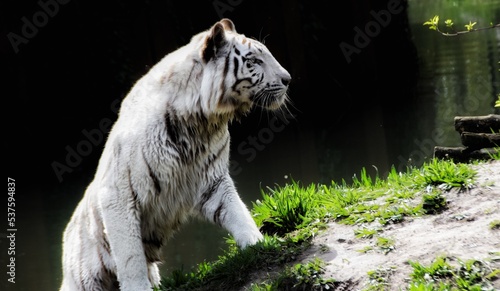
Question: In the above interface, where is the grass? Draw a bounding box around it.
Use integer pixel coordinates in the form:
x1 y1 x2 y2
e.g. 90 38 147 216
408 256 499 290
375 236 395 255
157 159 490 290
354 227 380 239
252 182 318 236
422 191 448 214
414 159 476 190
250 258 337 290
488 147 500 160
489 220 500 230
157 235 311 291
364 266 397 291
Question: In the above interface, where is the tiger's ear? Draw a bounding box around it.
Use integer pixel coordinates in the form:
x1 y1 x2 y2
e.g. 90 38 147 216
202 22 228 63
219 18 236 32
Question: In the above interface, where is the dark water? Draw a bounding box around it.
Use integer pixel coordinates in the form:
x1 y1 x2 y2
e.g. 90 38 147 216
5 1 499 290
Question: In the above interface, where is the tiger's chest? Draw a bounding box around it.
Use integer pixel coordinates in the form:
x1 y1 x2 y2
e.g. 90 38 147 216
137 119 230 210
137 126 231 263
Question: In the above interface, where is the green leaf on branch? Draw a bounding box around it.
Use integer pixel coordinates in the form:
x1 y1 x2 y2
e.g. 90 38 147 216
423 15 439 31
464 21 477 31
423 15 498 37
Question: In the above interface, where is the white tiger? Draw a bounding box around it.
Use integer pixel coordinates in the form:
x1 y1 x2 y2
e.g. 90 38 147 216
59 18 291 291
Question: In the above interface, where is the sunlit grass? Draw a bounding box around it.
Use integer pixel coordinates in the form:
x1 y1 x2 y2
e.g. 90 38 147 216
252 182 318 236
250 258 336 290
354 227 380 239
489 220 500 230
488 147 500 160
408 256 499 290
375 236 396 255
414 159 476 190
364 266 397 291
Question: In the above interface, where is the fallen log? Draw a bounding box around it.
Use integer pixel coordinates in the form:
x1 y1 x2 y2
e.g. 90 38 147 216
461 132 500 149
433 146 498 163
454 114 500 133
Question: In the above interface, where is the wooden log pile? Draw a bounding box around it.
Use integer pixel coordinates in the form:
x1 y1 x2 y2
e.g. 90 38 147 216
434 114 500 163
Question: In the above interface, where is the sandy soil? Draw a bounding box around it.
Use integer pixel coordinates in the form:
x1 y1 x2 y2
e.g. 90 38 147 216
298 160 500 290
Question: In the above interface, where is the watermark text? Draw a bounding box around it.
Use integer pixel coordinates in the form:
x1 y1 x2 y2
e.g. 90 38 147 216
6 177 17 284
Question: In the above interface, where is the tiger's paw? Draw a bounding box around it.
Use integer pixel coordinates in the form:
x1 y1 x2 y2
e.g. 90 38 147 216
237 230 264 249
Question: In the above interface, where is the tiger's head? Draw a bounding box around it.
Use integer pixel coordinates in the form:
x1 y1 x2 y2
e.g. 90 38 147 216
199 19 291 116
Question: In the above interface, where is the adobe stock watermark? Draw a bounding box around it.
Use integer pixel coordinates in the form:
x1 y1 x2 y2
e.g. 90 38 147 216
51 99 121 182
230 112 295 176
212 0 244 18
339 0 404 63
7 0 71 54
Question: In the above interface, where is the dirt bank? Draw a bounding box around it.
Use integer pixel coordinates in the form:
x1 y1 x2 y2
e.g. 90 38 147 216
299 161 500 290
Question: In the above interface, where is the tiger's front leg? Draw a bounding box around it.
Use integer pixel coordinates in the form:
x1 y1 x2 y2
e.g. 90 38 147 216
99 186 154 291
198 174 263 248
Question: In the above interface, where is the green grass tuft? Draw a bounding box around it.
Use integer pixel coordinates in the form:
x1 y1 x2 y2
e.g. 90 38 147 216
408 256 499 290
488 147 500 160
375 236 395 255
415 159 476 190
252 181 319 236
251 258 337 290
364 266 397 291
422 191 448 214
489 219 500 230
354 227 380 239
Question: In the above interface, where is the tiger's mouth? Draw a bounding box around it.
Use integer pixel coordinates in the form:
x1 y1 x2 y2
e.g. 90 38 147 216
253 87 288 110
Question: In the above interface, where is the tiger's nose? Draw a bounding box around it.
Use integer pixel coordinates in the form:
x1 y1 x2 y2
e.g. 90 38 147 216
281 75 291 86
